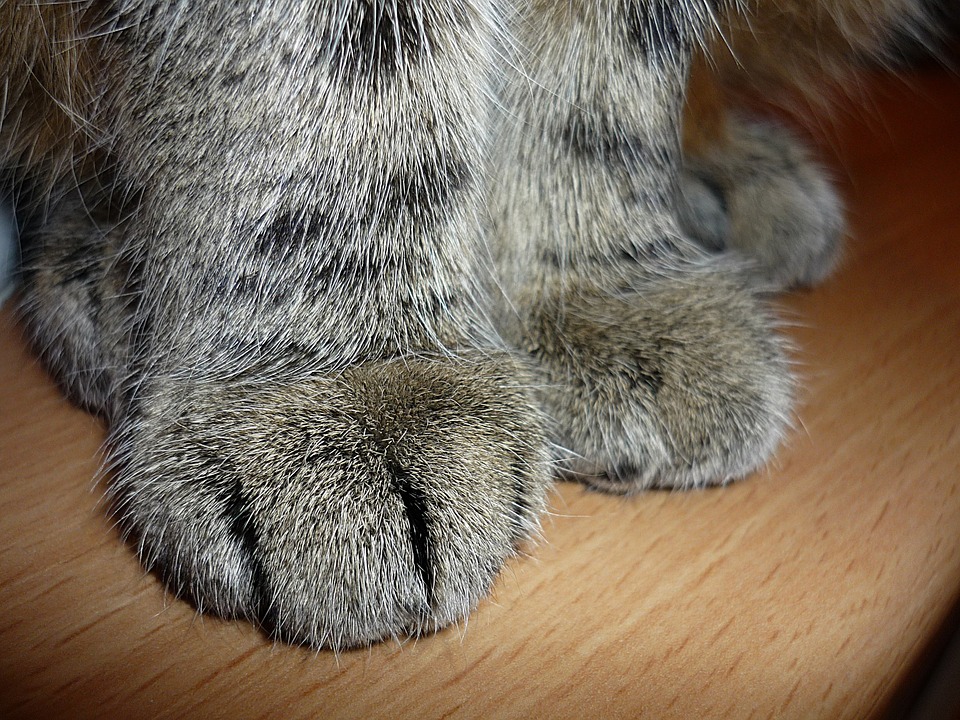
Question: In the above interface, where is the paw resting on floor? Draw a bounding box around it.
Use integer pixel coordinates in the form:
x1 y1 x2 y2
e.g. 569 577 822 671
111 356 550 649
4 0 865 650
679 116 844 290
513 262 793 492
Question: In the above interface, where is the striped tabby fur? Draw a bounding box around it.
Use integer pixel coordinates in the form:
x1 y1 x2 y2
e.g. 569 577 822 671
0 0 935 648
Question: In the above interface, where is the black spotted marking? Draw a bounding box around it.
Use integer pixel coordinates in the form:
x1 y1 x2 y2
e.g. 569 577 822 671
612 234 686 264
327 1 427 80
196 268 235 297
388 462 436 609
253 210 323 258
231 273 255 297
539 249 563 269
301 243 387 300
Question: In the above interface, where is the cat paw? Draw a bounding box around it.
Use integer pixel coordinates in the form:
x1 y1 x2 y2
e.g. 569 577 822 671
519 264 792 491
110 355 549 649
680 116 843 290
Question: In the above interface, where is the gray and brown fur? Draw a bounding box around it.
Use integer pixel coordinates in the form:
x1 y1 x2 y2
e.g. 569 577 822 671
0 0 937 648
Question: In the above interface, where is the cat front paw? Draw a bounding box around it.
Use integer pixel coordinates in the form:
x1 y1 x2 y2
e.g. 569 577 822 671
519 265 792 491
111 355 549 649
681 116 843 290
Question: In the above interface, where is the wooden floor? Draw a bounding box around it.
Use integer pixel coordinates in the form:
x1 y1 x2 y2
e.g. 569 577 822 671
1 68 959 720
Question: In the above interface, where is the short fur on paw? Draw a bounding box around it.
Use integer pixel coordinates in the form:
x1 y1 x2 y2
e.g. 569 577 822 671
110 355 549 649
680 116 844 290
516 261 793 492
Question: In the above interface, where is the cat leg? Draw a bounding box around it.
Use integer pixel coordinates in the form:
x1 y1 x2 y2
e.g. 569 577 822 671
491 1 793 491
677 0 937 289
18 2 549 649
679 57 843 289
17 189 130 418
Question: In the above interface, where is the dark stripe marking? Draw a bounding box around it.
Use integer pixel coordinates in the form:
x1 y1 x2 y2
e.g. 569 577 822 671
557 110 675 170
253 155 471 260
327 1 427 80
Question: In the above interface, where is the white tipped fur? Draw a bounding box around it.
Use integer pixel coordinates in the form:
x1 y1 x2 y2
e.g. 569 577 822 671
1 0 935 648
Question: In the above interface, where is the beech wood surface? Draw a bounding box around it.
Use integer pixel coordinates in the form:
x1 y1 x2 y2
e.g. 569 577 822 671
1 68 959 720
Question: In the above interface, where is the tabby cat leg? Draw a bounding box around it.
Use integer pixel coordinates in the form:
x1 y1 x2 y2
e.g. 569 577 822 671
22 2 549 649
492 1 793 490
681 115 844 290
17 191 128 417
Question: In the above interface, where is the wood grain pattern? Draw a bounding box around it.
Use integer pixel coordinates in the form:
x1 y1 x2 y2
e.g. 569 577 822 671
1 68 959 720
